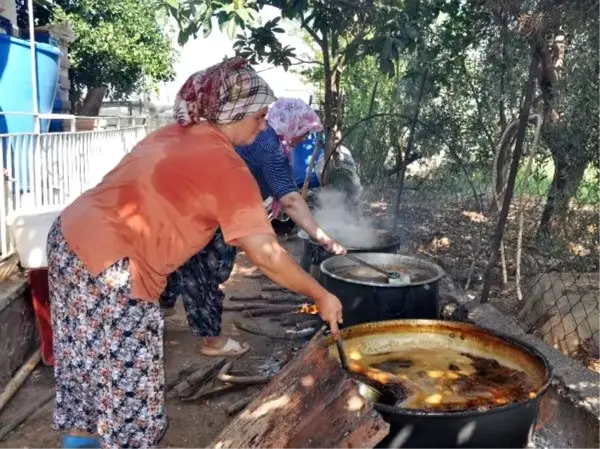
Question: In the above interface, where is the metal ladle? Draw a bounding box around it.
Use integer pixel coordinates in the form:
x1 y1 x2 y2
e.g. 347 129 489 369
344 254 410 285
334 334 382 403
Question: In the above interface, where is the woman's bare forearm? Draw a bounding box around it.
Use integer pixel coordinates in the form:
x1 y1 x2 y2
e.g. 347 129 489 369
237 233 329 303
279 192 327 242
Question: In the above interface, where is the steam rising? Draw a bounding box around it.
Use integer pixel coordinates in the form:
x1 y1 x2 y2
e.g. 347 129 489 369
312 188 380 248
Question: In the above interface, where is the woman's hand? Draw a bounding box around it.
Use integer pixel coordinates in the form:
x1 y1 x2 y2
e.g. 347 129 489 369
237 233 344 337
317 293 344 339
318 235 346 255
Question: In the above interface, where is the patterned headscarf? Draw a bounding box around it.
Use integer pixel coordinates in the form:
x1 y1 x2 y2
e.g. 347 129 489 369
173 57 276 126
267 98 323 156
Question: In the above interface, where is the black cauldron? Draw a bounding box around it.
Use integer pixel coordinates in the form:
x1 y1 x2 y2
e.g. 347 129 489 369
299 229 401 282
320 253 444 328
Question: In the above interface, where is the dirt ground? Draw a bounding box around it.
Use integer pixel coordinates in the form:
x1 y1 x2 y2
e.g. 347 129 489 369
0 237 309 448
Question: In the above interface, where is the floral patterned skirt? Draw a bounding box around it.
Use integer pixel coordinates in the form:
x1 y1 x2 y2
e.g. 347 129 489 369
159 228 237 337
47 218 166 448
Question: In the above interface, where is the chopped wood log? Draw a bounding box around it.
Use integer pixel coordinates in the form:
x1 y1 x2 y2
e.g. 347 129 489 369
244 273 268 280
276 313 319 327
169 358 226 399
295 319 323 330
223 302 270 312
226 393 257 416
0 349 41 413
234 320 316 341
228 295 265 302
211 329 389 448
261 286 291 293
181 383 245 402
266 296 306 305
166 363 203 391
217 362 272 385
242 305 302 317
0 389 54 441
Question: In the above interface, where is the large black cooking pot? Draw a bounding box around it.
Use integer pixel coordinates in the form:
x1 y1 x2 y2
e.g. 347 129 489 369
299 229 401 282
320 253 444 328
325 320 552 448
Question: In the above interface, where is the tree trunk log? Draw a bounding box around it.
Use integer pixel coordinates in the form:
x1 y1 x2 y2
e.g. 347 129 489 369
211 330 389 448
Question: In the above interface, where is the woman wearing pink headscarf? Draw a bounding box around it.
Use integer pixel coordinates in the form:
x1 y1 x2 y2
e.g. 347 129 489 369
160 98 345 357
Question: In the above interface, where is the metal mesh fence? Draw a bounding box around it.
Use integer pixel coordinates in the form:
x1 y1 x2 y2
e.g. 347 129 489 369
360 150 599 371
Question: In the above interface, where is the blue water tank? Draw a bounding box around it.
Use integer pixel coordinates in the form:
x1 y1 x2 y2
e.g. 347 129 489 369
0 34 62 193
291 133 323 189
0 34 62 134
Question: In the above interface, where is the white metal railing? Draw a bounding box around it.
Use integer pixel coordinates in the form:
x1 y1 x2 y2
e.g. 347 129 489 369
0 117 148 257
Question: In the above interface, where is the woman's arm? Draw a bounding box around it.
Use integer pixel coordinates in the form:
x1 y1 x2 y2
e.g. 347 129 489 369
279 192 345 255
237 233 343 337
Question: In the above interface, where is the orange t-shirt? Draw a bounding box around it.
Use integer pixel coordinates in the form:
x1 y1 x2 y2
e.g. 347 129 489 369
60 123 274 301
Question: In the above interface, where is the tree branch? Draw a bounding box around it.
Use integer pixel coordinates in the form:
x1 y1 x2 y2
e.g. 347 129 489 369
291 56 324 66
481 49 538 304
301 19 323 47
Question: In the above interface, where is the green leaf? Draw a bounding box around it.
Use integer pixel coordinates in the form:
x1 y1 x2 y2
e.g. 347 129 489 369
225 18 237 40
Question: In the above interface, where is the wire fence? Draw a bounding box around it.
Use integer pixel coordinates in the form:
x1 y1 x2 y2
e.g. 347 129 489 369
360 151 599 371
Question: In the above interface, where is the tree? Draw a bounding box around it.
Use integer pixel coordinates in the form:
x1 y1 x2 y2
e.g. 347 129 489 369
16 0 177 111
494 0 599 235
165 0 446 181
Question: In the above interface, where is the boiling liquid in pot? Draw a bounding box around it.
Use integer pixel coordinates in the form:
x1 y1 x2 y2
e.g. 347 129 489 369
332 265 432 284
348 347 538 412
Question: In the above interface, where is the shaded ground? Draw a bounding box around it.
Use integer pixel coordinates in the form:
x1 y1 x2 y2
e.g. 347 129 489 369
0 237 308 448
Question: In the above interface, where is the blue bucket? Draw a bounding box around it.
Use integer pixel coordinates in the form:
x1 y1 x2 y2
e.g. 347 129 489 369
291 133 323 189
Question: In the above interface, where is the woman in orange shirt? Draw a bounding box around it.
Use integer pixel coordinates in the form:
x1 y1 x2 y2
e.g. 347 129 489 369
47 58 343 449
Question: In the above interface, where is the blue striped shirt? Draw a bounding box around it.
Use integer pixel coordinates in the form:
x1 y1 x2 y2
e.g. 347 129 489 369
235 126 298 200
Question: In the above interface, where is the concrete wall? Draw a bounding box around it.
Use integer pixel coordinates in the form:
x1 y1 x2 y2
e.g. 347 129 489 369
0 278 37 389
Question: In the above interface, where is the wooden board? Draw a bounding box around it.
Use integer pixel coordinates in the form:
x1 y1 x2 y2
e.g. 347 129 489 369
211 330 389 448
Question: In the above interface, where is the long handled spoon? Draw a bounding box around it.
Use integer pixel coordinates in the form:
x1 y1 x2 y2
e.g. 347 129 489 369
344 254 410 285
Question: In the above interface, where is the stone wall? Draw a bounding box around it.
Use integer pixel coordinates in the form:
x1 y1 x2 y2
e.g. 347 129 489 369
0 278 37 389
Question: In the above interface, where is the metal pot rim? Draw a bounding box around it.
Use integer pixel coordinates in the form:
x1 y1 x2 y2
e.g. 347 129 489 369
320 253 445 288
326 319 553 417
298 229 401 252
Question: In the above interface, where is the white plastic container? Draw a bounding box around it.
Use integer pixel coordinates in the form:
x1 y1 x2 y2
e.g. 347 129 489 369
8 205 63 268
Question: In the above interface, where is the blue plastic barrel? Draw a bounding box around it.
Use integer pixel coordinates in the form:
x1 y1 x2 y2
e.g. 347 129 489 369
0 34 62 134
291 133 323 189
0 34 62 193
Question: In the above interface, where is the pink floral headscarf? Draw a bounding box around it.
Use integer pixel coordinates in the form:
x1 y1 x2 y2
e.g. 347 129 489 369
268 98 323 156
267 98 323 218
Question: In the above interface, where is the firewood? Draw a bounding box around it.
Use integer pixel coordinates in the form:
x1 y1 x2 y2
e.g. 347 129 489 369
0 389 54 441
223 302 270 311
261 286 291 293
0 349 41 414
227 295 265 302
234 320 317 341
242 305 302 317
277 313 319 327
226 394 257 416
169 358 227 399
217 362 272 385
266 296 306 305
181 383 245 402
210 329 390 448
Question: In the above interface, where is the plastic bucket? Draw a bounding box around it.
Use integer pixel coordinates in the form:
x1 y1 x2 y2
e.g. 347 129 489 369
8 205 63 268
